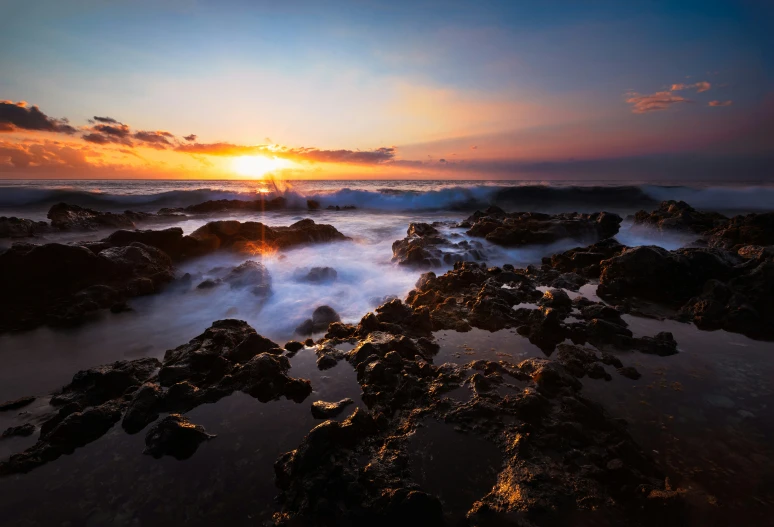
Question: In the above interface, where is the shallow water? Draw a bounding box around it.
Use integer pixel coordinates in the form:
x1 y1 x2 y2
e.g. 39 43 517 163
1 183 773 524
409 419 502 523
0 348 364 526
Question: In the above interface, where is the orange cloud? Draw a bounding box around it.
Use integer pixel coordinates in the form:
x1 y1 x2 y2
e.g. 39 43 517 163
708 100 733 107
626 91 691 114
670 81 711 93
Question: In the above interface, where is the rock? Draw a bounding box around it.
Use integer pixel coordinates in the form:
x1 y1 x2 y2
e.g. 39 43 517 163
196 278 222 289
392 222 485 268
1 402 123 475
0 241 174 332
705 212 774 250
618 366 642 380
597 246 739 305
121 383 163 434
47 203 136 231
311 398 355 419
636 332 678 356
103 227 190 260
187 218 349 256
143 414 215 460
284 341 305 352
160 320 271 385
0 216 49 238
1 423 35 438
465 208 622 247
295 266 338 283
295 305 342 335
223 260 272 296
548 238 627 278
50 358 161 408
633 200 728 234
538 288 572 310
0 396 36 412
306 199 320 210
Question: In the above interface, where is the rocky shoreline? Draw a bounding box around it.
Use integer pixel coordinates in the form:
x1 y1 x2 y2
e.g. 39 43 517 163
0 198 772 525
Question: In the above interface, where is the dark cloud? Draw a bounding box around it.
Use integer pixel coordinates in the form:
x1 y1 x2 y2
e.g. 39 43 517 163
133 130 174 149
289 146 395 164
93 116 120 124
82 122 134 146
82 133 112 145
93 123 131 138
183 134 197 141
0 100 77 134
175 143 396 165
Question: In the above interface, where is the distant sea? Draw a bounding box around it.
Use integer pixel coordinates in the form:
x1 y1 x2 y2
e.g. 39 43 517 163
1 179 773 218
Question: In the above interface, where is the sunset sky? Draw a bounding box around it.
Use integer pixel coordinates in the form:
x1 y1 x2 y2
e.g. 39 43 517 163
1 0 772 180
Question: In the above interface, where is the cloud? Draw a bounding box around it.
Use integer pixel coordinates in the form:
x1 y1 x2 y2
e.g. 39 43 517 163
0 139 98 170
709 100 733 107
92 116 120 124
82 122 133 146
183 134 197 141
175 142 396 165
0 100 77 134
670 81 711 93
470 145 478 150
626 91 691 114
133 130 174 149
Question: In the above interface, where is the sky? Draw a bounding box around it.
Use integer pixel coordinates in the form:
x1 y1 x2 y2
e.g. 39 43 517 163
0 0 772 180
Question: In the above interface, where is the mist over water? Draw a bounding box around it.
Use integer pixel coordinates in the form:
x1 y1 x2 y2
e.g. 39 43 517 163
0 181 728 401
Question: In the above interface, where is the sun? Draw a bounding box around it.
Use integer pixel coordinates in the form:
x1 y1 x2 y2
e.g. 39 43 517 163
231 155 290 178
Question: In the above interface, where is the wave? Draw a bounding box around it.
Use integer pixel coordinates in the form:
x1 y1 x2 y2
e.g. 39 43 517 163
1 183 772 214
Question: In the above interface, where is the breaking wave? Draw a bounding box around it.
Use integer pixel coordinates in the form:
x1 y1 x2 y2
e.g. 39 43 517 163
1 182 773 214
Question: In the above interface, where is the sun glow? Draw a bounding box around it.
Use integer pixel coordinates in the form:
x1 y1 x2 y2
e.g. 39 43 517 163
232 155 290 178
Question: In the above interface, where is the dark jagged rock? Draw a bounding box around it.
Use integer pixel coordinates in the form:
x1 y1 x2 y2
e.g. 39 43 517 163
102 227 192 260
0 320 311 475
188 218 349 256
196 278 222 289
463 207 622 247
0 217 50 239
295 305 342 335
0 241 174 332
284 341 305 352
311 398 354 419
705 212 774 250
50 357 161 408
618 366 642 380
392 222 486 268
1 401 123 475
1 423 35 438
0 396 36 412
598 246 740 305
48 203 137 231
223 260 272 297
633 200 728 234
143 414 214 459
546 238 627 278
294 266 338 283
160 320 280 386
594 242 774 339
121 383 163 434
274 335 684 526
